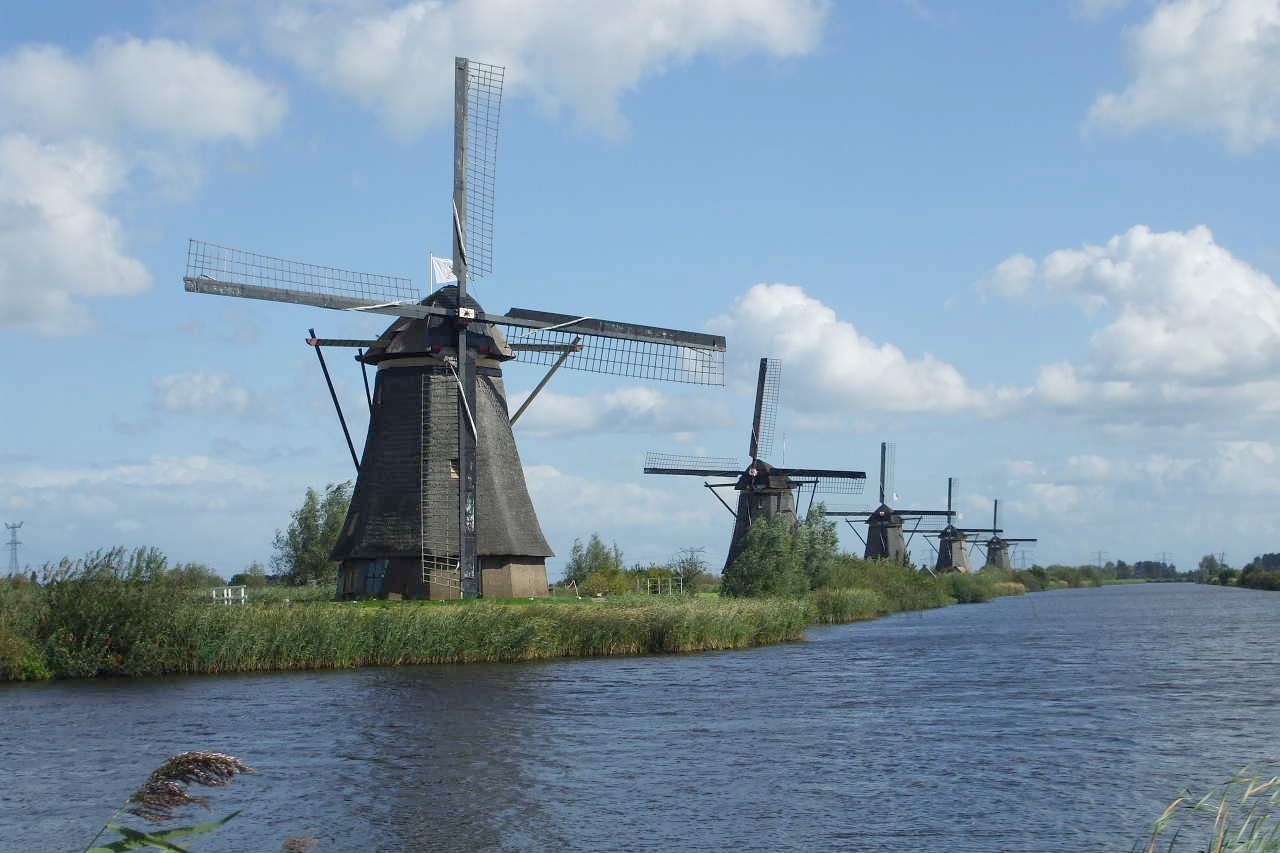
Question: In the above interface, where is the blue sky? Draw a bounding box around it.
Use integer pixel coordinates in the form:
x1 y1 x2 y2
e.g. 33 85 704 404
3 0 1280 578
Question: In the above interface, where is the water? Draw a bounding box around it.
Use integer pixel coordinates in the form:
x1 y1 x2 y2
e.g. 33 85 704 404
3 584 1278 852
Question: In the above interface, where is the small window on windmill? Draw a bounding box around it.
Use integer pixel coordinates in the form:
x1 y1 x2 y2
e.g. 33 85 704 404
450 458 460 480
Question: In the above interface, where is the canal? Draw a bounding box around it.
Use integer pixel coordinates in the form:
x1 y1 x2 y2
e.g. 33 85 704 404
3 583 1277 851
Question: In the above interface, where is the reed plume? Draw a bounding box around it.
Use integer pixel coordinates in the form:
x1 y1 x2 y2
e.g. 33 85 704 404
126 751 255 822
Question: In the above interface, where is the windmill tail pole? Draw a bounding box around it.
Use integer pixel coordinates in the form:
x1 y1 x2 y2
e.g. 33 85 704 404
358 348 373 412
308 329 360 473
509 336 582 426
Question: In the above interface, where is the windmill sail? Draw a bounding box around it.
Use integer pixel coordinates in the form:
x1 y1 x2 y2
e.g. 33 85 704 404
501 311 725 385
643 452 741 478
749 358 781 460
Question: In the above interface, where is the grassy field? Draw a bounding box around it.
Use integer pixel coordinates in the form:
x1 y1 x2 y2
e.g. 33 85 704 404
1 555 1037 681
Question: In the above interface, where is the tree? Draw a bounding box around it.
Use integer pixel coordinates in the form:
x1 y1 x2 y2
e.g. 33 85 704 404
229 562 268 588
672 547 711 594
562 533 624 585
271 482 351 586
581 568 629 596
798 503 841 589
721 515 807 598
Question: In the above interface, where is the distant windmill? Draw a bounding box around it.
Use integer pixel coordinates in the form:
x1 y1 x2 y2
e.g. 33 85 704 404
183 58 726 601
643 358 866 570
977 499 1037 570
920 478 1001 573
826 443 953 564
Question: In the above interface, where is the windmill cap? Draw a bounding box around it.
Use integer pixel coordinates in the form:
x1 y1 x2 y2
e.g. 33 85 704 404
737 458 796 491
361 284 514 365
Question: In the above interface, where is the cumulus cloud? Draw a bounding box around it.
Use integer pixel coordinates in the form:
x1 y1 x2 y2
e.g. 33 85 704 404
711 283 987 414
510 385 732 438
979 225 1280 423
0 134 150 335
154 371 256 416
1087 0 1280 152
257 0 828 137
0 37 286 143
0 37 285 334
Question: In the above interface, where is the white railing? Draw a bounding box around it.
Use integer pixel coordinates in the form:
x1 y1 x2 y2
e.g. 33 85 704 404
210 585 248 605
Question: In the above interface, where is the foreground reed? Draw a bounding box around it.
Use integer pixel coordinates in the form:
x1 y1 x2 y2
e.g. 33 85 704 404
1140 764 1280 853
85 751 253 852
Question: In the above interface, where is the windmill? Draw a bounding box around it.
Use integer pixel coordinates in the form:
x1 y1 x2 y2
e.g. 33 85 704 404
825 443 954 565
643 358 866 570
978 499 1037 570
920 478 1001 573
182 58 726 601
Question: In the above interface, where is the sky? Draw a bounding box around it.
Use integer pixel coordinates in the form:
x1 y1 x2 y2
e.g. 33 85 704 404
3 0 1280 579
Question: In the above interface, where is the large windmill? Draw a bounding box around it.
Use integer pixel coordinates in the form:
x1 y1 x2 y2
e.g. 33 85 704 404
825 443 953 564
643 358 865 570
183 58 726 600
978 499 1037 570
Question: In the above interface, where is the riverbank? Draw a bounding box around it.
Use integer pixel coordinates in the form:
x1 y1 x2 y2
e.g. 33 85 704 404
1 560 1045 681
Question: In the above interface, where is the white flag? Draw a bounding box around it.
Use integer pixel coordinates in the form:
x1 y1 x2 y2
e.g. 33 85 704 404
892 492 901 502
430 254 457 284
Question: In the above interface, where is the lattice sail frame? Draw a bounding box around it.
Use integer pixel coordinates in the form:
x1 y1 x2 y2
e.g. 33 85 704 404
643 452 742 476
797 474 867 496
462 60 503 279
186 240 418 304
753 359 781 460
504 325 725 385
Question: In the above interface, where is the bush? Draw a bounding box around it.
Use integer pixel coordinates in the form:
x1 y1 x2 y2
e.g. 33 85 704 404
38 548 194 678
809 588 886 624
819 556 953 611
582 569 629 597
721 515 808 598
946 573 993 603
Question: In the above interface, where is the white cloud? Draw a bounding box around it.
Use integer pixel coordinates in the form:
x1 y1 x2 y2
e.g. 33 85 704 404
0 134 150 336
510 385 732 438
981 225 1280 423
0 37 285 334
975 254 1036 299
711 283 987 414
5 456 267 490
1087 0 1280 152
258 0 828 137
0 37 286 144
154 371 255 416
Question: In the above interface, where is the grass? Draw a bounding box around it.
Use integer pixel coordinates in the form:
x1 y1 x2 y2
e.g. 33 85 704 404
1140 764 1280 853
2 584 813 678
0 550 1062 682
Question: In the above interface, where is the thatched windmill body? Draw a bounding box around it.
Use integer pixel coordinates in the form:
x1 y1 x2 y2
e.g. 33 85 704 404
183 58 726 600
826 443 953 565
643 358 866 570
933 479 971 573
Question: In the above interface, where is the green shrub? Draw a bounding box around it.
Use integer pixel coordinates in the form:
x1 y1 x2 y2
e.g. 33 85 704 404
721 515 808 598
809 588 886 624
945 573 993 603
820 556 953 611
